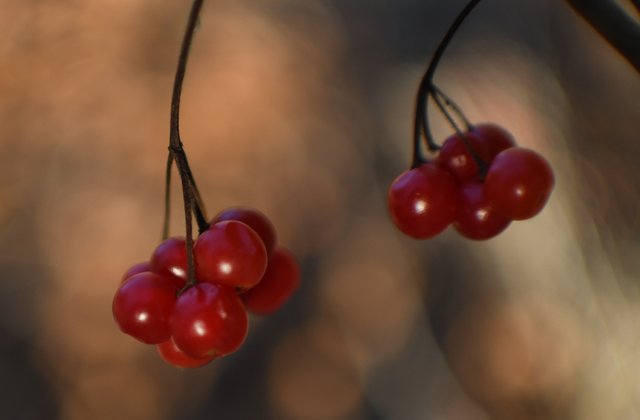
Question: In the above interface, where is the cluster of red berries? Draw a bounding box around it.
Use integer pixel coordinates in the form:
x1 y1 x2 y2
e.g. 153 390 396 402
388 124 555 240
112 207 301 368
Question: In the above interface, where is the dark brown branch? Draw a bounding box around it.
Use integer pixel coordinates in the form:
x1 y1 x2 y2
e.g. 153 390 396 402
170 0 204 291
162 153 173 241
411 0 483 168
566 0 640 72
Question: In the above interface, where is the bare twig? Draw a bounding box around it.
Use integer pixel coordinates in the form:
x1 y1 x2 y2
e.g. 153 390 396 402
566 0 640 72
170 0 205 291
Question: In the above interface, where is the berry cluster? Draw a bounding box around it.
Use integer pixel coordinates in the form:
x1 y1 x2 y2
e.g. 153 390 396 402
388 124 554 240
387 0 555 241
112 207 301 368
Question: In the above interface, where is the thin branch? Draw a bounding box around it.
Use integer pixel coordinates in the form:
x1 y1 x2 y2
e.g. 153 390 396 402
566 0 640 72
162 153 173 241
431 85 472 130
183 159 209 233
169 0 205 290
411 0 483 168
431 91 463 134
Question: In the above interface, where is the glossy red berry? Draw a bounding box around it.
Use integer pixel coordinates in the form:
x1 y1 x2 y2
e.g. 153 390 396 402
120 261 153 284
471 123 516 162
388 163 460 239
151 237 188 289
484 147 554 220
435 132 491 183
170 283 248 358
156 338 216 369
454 181 511 240
194 220 268 290
211 207 277 257
241 247 301 315
112 272 177 344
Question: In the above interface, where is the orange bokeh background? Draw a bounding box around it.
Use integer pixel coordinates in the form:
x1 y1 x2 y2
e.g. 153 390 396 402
0 1 638 419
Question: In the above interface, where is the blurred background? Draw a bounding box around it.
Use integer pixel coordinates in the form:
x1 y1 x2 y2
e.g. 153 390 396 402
0 0 638 419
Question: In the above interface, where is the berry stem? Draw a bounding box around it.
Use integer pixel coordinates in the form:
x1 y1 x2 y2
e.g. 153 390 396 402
431 85 472 131
431 92 463 134
411 79 435 169
412 0 482 164
185 159 209 233
162 153 173 241
430 85 489 175
168 0 205 291
430 88 487 175
432 92 489 179
162 154 209 243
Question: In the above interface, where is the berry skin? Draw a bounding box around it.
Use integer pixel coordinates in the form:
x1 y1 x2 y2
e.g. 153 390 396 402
388 163 460 239
112 272 177 344
211 207 277 257
156 338 216 369
484 147 554 220
471 123 516 162
151 237 188 289
454 181 511 240
120 261 153 284
435 132 491 183
194 220 268 290
170 283 248 358
242 247 301 315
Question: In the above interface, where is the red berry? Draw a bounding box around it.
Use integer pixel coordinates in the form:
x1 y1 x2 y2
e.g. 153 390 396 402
454 181 511 240
151 237 188 289
112 272 177 344
484 148 554 220
471 123 516 161
156 338 216 369
194 220 268 290
388 163 460 239
120 261 153 284
435 132 491 182
170 283 248 358
242 247 301 315
212 207 277 257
